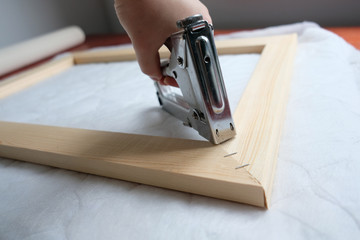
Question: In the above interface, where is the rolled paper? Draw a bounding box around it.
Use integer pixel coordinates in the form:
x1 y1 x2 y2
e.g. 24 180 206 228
0 26 85 76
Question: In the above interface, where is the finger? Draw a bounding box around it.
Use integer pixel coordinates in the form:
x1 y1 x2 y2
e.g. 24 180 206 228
202 11 212 25
135 47 163 81
136 45 180 88
160 76 179 87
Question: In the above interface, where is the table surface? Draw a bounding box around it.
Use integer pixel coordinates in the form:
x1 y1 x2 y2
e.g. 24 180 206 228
1 23 359 239
0 27 359 81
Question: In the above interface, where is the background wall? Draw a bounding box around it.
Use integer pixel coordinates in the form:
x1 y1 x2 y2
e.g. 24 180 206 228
203 0 360 28
1 0 360 48
0 0 110 48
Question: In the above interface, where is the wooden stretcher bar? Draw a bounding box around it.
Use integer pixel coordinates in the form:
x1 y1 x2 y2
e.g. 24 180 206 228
0 34 297 208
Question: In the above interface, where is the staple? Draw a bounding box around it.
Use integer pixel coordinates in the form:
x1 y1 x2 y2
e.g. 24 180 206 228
224 152 237 157
235 163 250 169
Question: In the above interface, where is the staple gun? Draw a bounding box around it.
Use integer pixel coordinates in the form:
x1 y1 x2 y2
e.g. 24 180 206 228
155 15 236 144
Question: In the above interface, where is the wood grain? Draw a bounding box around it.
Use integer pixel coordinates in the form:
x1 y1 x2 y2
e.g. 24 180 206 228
0 34 297 207
73 46 170 65
0 121 265 207
0 55 74 99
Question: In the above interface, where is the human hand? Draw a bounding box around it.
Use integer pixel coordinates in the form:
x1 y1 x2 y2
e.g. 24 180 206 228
114 0 212 87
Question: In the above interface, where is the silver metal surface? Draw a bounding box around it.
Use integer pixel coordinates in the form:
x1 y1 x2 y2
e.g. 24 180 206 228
155 15 236 144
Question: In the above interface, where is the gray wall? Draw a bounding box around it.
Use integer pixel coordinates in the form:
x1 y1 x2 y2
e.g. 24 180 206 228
104 0 360 32
203 0 360 28
1 0 360 48
0 0 112 48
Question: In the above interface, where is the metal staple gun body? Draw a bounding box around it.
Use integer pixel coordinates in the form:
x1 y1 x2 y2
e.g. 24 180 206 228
155 15 236 144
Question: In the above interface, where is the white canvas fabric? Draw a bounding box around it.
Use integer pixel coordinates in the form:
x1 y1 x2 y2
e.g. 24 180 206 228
1 22 359 239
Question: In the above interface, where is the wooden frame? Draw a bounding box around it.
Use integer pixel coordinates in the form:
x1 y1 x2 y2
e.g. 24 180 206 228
0 34 297 208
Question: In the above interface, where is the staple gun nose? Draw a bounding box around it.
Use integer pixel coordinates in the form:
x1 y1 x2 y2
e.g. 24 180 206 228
155 15 236 144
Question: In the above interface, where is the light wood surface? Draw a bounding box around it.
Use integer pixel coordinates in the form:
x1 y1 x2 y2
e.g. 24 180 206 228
72 40 265 65
73 46 170 64
0 121 265 207
0 34 297 207
1 27 357 81
0 55 74 99
221 35 298 206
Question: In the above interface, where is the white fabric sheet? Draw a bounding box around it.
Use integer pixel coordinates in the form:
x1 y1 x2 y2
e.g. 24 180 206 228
1 22 360 239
